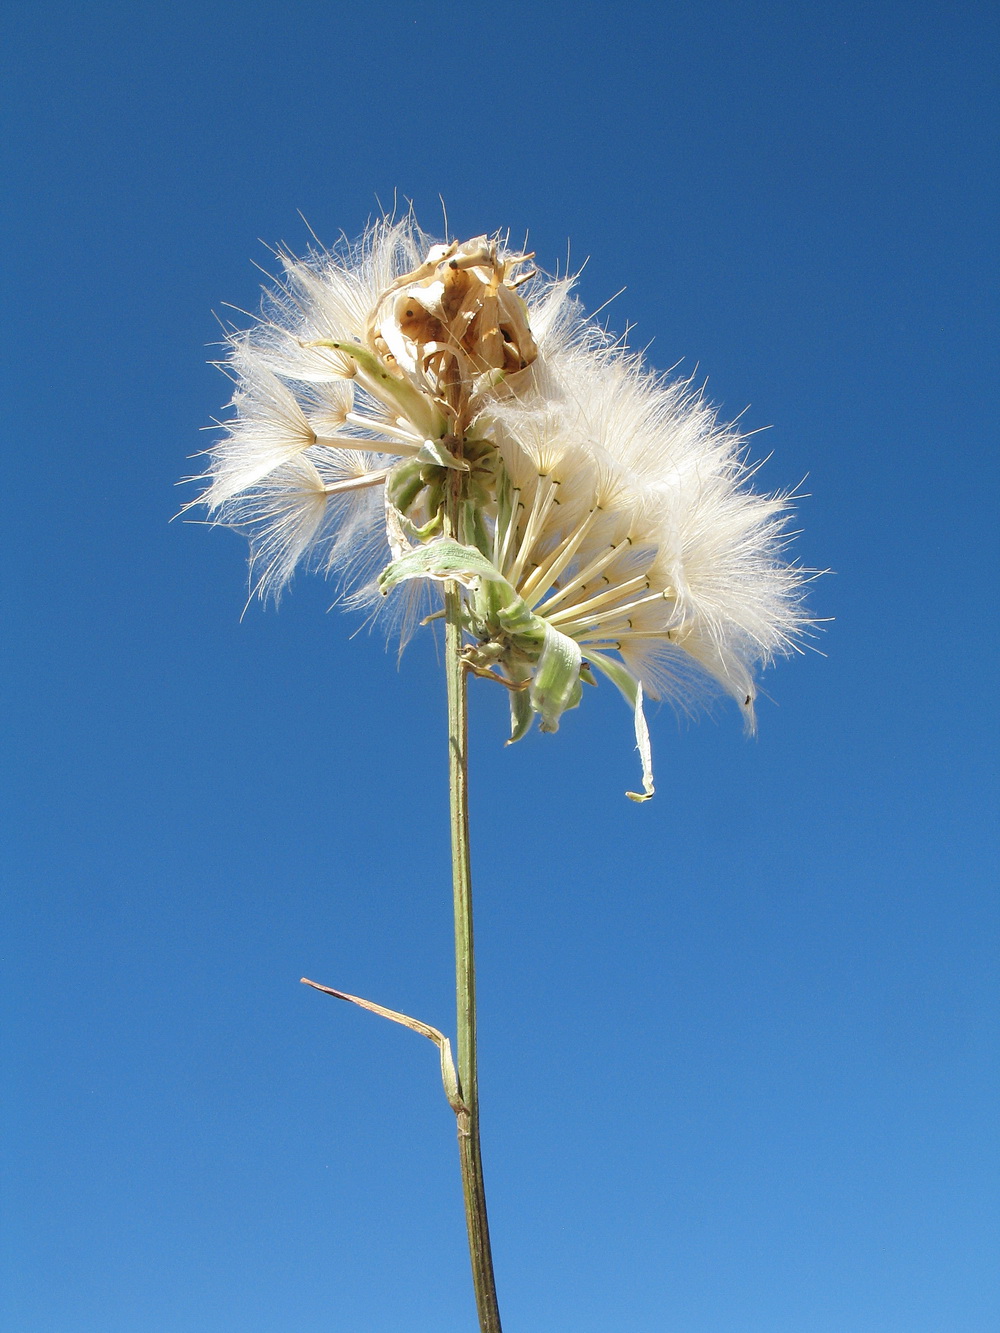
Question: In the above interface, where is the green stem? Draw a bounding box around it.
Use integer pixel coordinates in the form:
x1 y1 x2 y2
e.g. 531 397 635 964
444 576 503 1333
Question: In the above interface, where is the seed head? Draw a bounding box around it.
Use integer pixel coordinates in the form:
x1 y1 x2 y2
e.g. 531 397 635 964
191 214 812 797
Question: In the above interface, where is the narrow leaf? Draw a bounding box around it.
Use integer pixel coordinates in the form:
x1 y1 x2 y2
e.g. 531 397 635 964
301 977 465 1113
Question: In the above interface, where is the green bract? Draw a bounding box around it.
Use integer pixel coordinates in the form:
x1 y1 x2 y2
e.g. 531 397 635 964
377 537 654 798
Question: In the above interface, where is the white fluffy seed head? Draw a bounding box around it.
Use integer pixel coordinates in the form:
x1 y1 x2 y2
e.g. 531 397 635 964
192 213 812 724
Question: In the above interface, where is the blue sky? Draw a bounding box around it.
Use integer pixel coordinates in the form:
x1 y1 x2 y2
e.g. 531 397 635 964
3 3 997 1330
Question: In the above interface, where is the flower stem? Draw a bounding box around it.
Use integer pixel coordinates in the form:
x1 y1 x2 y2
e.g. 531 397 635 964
444 576 503 1333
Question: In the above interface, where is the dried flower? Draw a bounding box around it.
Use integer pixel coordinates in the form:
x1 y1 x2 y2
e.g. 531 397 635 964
193 216 808 797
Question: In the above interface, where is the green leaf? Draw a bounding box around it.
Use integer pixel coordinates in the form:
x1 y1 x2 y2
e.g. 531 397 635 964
377 538 508 596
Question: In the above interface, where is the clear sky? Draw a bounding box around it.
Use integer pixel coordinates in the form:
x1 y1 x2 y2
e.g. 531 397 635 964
3 3 997 1331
